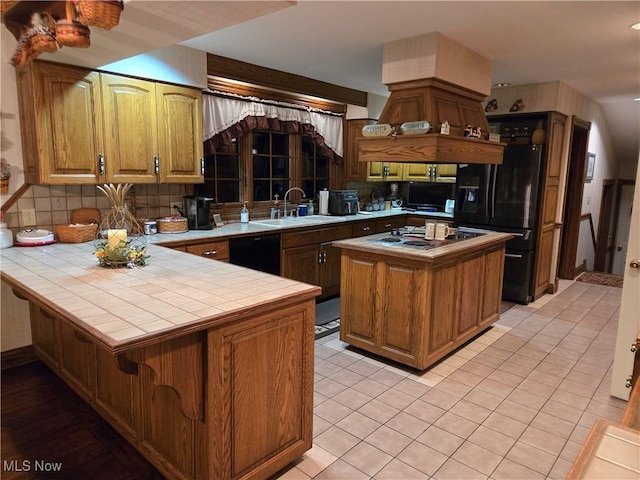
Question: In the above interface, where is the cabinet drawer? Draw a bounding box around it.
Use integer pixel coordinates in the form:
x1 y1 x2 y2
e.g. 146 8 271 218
351 221 376 237
376 217 405 233
186 240 229 261
282 224 351 248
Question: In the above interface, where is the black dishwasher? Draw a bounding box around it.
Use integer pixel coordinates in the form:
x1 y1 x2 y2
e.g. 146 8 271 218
228 233 281 275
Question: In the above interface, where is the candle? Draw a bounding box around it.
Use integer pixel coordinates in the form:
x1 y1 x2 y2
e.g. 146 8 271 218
107 229 127 249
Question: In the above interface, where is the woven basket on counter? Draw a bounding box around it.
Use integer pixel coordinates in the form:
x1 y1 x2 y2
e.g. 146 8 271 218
55 223 98 243
74 0 123 30
156 216 188 234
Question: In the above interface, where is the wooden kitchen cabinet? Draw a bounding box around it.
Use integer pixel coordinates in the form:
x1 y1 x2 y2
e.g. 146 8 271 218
185 240 229 262
17 62 104 185
351 217 405 237
101 74 203 184
366 161 457 183
26 296 315 480
155 83 204 183
281 224 351 299
29 303 60 368
16 61 203 185
345 119 376 182
338 237 506 369
366 161 403 181
533 112 566 298
101 74 158 183
401 163 457 182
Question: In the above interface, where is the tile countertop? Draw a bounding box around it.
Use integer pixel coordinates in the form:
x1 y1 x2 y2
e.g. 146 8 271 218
0 209 451 354
0 241 320 354
145 209 453 246
332 231 514 263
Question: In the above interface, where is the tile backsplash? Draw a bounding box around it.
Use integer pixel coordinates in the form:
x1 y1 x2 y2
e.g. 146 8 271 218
3 184 189 233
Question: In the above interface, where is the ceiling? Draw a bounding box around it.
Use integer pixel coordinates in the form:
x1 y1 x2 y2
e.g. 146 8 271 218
27 1 640 165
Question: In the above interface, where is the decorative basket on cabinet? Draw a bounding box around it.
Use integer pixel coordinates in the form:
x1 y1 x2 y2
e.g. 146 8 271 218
74 0 124 30
56 1 90 49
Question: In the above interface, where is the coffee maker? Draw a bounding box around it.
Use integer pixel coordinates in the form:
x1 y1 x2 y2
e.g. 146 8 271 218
183 195 214 230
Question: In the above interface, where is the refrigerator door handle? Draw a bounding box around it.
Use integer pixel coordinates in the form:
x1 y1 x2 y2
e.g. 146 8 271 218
490 165 498 219
483 165 492 220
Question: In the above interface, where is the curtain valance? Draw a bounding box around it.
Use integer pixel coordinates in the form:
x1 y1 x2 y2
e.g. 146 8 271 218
203 91 344 159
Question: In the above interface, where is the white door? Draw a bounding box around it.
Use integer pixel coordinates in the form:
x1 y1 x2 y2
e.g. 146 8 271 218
611 159 640 400
611 184 634 275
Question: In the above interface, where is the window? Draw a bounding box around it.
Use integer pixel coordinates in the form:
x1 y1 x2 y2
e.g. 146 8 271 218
252 132 290 202
301 135 330 200
196 140 241 204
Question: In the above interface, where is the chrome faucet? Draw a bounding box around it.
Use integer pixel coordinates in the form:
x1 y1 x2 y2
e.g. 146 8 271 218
283 187 306 217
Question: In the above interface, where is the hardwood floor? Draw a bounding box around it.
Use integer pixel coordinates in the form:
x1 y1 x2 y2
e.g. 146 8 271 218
1 361 163 480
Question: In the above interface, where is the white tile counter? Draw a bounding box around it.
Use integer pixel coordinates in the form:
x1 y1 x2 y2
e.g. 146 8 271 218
0 241 320 353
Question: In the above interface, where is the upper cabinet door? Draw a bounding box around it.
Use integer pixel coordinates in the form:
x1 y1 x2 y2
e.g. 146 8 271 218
18 62 104 185
101 74 158 183
156 84 203 183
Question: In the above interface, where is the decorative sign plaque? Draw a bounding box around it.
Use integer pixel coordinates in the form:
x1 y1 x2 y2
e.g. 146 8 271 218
362 124 392 137
399 121 430 135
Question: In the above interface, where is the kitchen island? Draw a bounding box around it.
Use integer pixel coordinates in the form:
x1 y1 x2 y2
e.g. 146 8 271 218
0 242 320 480
333 230 512 369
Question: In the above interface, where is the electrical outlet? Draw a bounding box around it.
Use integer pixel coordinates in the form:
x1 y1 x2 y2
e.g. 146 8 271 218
22 208 36 226
170 201 183 214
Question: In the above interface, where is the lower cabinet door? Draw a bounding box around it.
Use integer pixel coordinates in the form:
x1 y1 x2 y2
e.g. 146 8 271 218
282 244 320 286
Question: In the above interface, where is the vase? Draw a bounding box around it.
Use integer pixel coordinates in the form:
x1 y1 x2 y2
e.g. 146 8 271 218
94 183 148 268
532 120 546 145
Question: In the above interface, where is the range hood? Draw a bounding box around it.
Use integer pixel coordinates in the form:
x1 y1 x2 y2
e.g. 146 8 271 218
358 32 504 165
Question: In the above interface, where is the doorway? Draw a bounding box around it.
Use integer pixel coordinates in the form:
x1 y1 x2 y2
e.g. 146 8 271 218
559 117 591 279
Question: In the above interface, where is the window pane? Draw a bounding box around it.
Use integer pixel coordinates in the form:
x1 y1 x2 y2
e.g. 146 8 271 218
301 155 313 178
316 179 329 192
316 156 329 177
272 133 289 156
273 180 288 200
272 157 289 178
301 136 314 156
253 156 269 178
203 154 215 176
253 180 270 201
217 155 239 178
253 132 270 155
217 181 239 203
301 180 314 197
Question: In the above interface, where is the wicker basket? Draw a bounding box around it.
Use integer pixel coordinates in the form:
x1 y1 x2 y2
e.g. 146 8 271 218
56 1 90 48
75 0 123 30
56 20 90 48
156 216 188 233
28 13 58 55
55 223 98 243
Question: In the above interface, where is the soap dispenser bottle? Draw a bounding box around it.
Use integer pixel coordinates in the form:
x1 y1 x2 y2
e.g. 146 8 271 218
240 201 249 223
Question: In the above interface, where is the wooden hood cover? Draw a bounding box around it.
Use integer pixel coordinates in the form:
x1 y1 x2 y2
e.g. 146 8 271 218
358 32 504 164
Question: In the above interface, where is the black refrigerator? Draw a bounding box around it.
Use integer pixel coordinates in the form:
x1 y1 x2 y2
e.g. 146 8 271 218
454 143 544 303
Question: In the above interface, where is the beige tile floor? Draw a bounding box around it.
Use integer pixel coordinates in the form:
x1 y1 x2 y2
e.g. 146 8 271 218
274 279 628 479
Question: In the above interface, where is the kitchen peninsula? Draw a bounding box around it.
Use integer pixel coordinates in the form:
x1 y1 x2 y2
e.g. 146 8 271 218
334 230 512 369
0 242 320 480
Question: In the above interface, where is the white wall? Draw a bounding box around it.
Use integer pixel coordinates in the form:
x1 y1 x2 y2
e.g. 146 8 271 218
100 44 207 89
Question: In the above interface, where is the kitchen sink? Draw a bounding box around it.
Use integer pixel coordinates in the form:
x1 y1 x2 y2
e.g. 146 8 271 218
251 216 348 228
